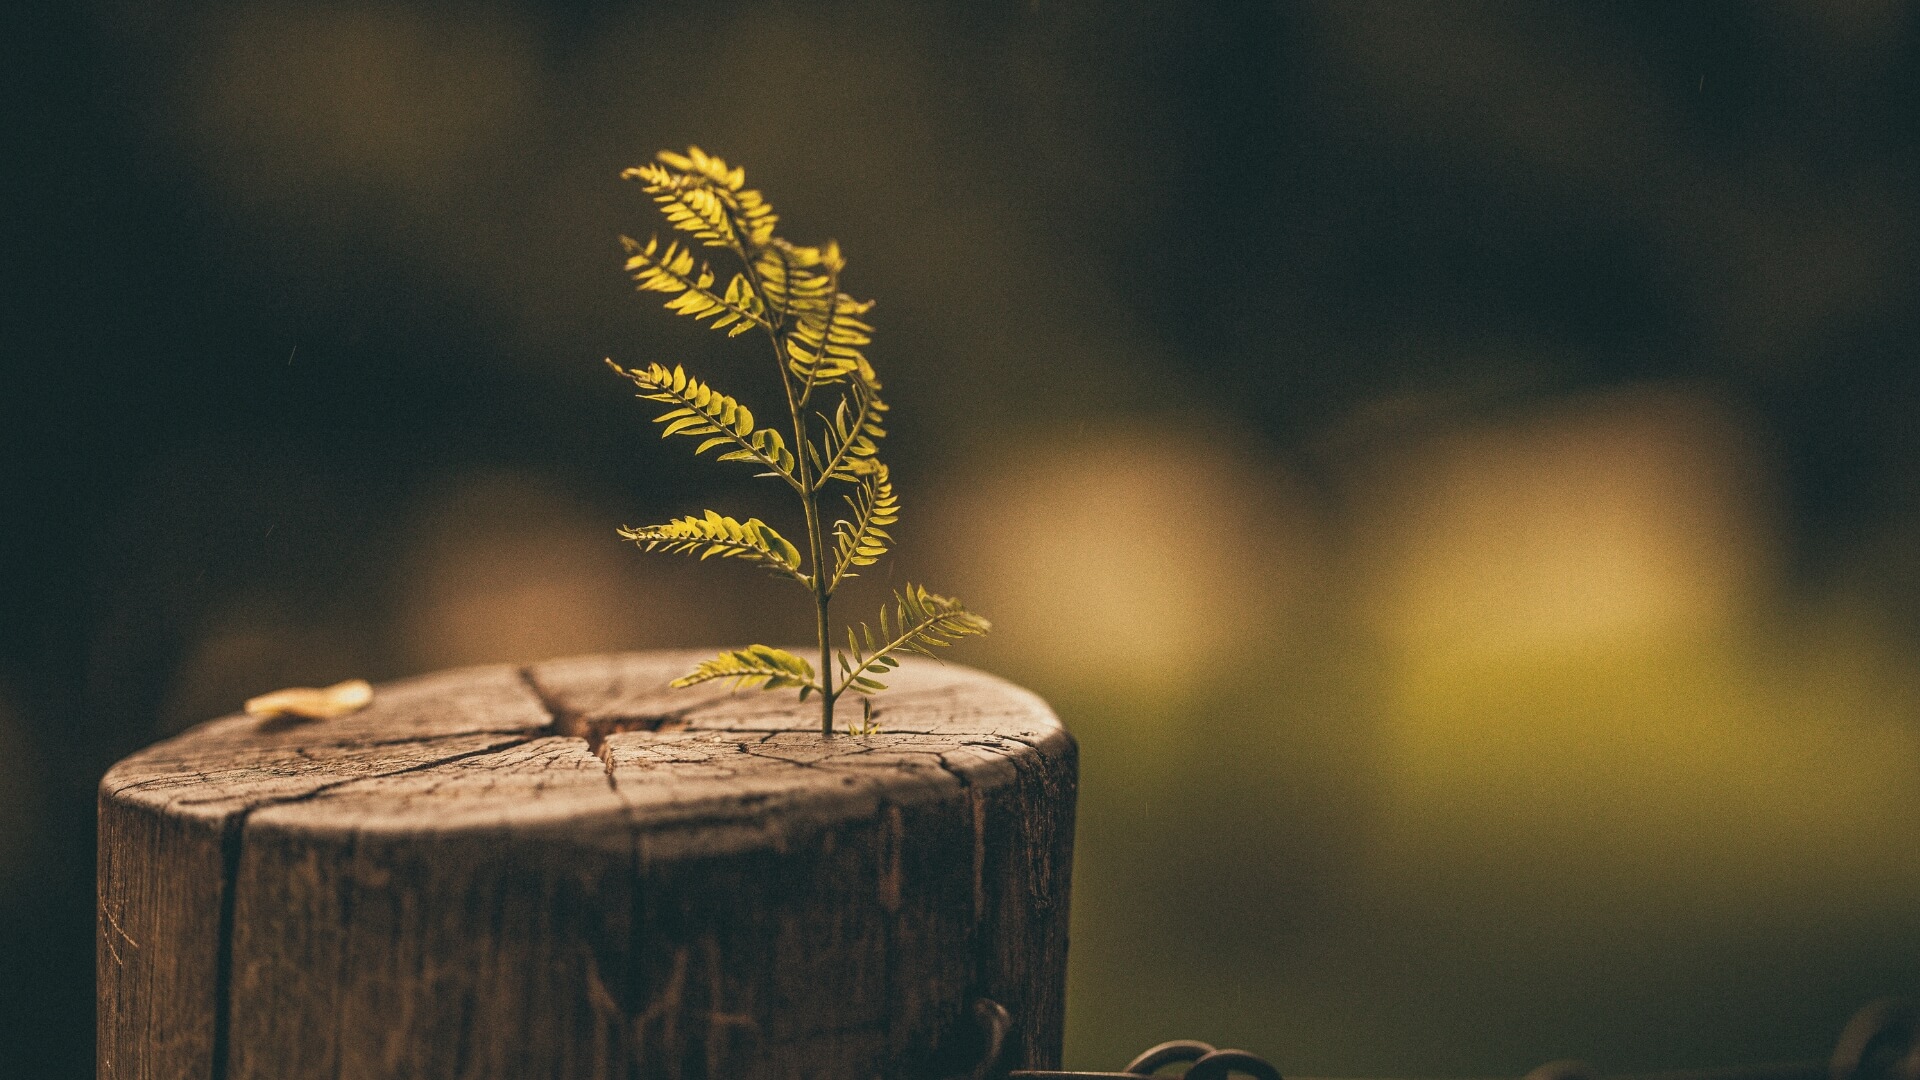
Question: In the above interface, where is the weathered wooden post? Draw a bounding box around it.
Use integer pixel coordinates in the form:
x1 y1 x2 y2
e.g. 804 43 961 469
98 651 1075 1079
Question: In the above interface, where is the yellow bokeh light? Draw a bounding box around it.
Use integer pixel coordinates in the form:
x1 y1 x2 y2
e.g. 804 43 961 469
1340 386 1920 925
928 423 1321 701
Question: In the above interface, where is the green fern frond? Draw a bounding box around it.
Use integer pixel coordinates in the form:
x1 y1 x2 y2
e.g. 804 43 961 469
812 380 889 486
619 510 807 583
656 145 747 190
623 164 735 247
623 146 778 253
609 361 798 484
786 290 878 391
671 644 820 696
754 239 841 322
752 238 876 396
621 235 767 337
614 148 990 734
836 585 990 694
828 464 899 594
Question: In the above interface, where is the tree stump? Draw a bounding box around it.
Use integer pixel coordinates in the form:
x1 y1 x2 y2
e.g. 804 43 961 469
98 652 1076 1080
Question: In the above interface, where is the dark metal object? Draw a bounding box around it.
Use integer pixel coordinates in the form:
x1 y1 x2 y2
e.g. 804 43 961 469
1833 1000 1920 1080
945 997 1286 1080
950 997 1918 1080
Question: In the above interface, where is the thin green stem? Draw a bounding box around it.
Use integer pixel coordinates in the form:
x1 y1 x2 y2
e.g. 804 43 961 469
814 593 834 735
766 318 837 736
728 218 837 735
802 463 837 734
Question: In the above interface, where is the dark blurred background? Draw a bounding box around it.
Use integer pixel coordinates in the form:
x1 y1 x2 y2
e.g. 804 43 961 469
6 1 1920 1076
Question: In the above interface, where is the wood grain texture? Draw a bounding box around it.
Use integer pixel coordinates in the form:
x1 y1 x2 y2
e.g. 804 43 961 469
99 652 1076 1080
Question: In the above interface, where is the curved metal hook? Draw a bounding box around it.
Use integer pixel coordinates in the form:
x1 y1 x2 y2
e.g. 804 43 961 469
970 998 1015 1080
962 994 1914 1080
1832 999 1920 1080
1183 1047 1286 1080
1124 1040 1220 1074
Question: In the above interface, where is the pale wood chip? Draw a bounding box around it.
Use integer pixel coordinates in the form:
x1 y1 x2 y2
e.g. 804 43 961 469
243 678 373 720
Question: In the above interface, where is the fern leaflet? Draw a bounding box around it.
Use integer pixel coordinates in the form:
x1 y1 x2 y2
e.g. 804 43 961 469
786 291 877 391
623 164 734 247
609 361 798 485
619 511 807 583
621 235 767 337
671 645 820 696
624 147 779 254
812 380 888 486
837 585 990 694
828 465 899 594
754 239 840 322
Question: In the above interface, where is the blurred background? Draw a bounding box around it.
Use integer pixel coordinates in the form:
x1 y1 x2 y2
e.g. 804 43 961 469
6 0 1920 1075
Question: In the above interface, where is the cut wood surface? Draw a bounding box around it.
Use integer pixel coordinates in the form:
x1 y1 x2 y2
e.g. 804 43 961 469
98 651 1076 1080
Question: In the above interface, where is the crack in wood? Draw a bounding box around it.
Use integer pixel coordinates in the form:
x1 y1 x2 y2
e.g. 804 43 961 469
520 666 705 754
206 735 537 1080
210 811 243 1080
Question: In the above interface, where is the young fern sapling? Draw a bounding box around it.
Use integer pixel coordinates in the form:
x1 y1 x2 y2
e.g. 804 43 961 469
608 147 989 736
